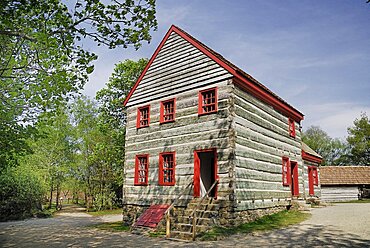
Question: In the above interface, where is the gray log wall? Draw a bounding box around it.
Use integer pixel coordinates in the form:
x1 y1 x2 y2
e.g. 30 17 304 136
232 84 303 210
321 186 359 202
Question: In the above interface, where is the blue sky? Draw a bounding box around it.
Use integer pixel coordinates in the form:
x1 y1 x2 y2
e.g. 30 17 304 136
83 0 370 139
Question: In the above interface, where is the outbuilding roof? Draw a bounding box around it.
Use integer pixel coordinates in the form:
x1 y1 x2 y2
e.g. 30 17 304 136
320 166 370 185
123 25 304 122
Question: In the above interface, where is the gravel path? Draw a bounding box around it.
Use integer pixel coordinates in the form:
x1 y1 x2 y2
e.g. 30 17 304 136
0 203 370 247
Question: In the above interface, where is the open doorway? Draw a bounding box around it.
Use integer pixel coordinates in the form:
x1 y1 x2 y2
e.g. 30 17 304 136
193 149 217 198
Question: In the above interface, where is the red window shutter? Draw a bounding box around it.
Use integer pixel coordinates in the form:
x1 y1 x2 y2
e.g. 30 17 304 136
282 157 291 186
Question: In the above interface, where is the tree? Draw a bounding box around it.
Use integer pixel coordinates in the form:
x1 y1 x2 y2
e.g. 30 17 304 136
70 96 124 210
302 126 348 165
0 0 157 168
96 58 148 127
347 113 370 165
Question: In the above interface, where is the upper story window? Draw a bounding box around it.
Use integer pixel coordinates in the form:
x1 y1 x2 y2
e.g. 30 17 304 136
198 87 218 115
159 152 175 186
160 99 176 123
137 105 150 128
134 154 149 186
288 118 296 138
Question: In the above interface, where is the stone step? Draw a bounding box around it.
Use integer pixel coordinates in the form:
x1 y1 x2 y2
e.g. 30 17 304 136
185 209 218 218
175 216 217 226
175 223 210 233
170 231 193 241
186 203 220 211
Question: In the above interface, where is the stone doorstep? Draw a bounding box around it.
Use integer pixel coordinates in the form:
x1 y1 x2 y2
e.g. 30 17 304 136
173 216 217 226
175 223 211 233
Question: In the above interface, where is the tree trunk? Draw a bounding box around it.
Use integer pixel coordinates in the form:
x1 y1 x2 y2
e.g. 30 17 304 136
56 183 61 210
48 181 53 209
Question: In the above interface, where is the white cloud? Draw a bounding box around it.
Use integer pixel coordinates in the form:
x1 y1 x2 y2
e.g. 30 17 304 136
302 102 370 139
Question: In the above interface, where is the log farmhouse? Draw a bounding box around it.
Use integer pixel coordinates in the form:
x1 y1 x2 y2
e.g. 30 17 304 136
122 25 321 238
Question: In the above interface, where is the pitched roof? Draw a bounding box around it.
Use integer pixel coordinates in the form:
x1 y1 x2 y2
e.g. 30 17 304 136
320 166 370 185
123 25 304 122
301 142 322 164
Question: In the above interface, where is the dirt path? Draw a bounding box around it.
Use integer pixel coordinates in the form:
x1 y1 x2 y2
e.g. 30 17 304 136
0 203 370 247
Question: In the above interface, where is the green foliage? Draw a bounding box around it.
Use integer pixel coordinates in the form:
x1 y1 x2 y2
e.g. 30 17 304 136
347 113 370 165
96 58 148 127
71 96 123 210
200 210 310 241
87 208 123 216
302 126 348 165
0 164 46 221
0 0 157 169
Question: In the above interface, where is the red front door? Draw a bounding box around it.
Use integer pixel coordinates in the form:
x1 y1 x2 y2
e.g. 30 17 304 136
308 167 314 196
193 149 218 198
290 161 299 197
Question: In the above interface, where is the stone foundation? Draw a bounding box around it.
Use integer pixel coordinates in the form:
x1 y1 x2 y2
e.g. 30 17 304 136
122 204 147 226
124 201 288 231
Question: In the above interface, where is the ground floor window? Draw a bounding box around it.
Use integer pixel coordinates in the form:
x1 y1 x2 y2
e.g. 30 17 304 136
135 154 149 185
159 152 175 186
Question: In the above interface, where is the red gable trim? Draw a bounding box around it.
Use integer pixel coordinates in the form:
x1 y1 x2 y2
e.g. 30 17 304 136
124 25 304 122
302 150 322 164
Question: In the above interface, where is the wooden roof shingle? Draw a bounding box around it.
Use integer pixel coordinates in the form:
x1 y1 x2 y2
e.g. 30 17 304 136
320 166 370 185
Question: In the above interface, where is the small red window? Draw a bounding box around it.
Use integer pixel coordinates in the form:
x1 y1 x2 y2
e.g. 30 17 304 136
288 118 296 138
135 155 149 185
137 105 150 128
282 156 291 186
198 87 218 115
159 152 175 186
160 99 175 123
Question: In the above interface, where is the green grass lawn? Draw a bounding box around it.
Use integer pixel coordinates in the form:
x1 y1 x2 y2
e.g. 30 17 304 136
87 208 123 216
90 221 130 232
200 210 311 241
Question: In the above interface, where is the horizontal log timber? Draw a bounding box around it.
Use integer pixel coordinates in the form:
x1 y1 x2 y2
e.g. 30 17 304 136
235 167 283 182
235 117 300 150
235 123 301 156
234 95 294 134
126 108 230 137
236 135 299 160
235 189 290 201
126 95 230 125
235 105 299 142
234 84 300 127
125 128 230 152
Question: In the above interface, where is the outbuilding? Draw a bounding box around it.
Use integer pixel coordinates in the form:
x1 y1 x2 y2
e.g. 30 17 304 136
320 166 370 202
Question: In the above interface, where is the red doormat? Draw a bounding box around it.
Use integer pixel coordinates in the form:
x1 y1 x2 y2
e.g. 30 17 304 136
134 204 170 228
